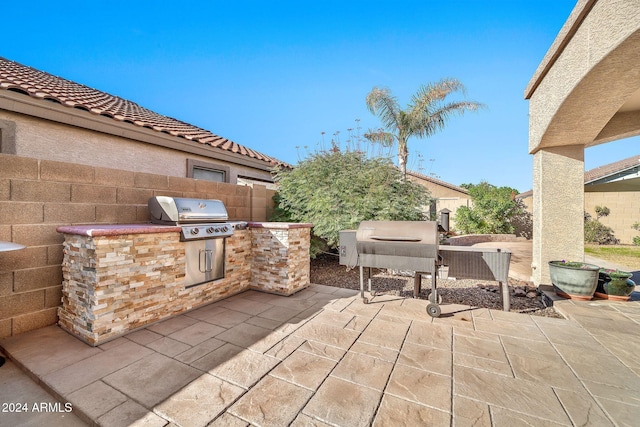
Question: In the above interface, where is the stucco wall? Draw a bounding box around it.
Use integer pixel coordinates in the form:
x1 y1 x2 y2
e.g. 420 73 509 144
0 110 274 184
527 0 640 152
0 153 274 339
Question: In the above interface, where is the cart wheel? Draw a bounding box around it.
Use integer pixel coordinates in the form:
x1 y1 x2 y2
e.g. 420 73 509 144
363 297 369 304
371 290 377 297
426 303 441 318
427 292 443 304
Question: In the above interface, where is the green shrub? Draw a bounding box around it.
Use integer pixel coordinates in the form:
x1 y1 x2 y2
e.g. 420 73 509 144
271 149 431 256
584 212 618 245
454 181 530 236
633 222 640 246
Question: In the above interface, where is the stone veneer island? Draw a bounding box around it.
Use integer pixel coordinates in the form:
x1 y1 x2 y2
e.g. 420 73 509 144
57 222 312 346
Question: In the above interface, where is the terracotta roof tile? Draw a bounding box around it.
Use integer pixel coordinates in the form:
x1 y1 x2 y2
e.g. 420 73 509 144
0 56 284 166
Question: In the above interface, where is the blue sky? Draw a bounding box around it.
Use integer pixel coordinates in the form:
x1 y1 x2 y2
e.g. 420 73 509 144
3 1 637 192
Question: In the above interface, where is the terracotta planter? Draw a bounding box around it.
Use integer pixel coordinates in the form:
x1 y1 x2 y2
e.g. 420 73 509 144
549 261 600 300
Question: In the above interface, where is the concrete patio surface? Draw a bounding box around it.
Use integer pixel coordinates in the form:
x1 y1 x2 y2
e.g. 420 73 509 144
1 283 639 426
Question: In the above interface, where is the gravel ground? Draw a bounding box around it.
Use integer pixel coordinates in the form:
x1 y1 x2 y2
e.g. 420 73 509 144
310 254 563 318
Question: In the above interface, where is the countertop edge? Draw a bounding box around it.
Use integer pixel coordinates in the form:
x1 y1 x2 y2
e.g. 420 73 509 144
56 224 182 237
247 222 314 229
57 222 313 236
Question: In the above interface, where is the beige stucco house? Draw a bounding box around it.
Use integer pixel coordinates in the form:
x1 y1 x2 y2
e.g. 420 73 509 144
0 57 281 186
525 0 640 285
406 170 470 228
518 154 640 244
0 57 281 338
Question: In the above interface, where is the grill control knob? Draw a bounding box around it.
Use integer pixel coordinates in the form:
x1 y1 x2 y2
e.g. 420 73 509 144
190 228 200 235
206 227 215 234
222 226 229 232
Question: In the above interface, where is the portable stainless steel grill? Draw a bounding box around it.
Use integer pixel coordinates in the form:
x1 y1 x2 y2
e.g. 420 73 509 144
353 220 442 316
340 220 512 317
149 196 239 287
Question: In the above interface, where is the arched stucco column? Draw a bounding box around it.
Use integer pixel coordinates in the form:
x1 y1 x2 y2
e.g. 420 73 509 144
532 146 584 285
526 0 640 286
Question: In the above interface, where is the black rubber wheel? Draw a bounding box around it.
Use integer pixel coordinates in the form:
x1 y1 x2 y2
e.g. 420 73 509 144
427 292 443 304
426 303 441 318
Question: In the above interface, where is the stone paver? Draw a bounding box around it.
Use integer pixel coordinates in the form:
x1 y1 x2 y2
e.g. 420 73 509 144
1 284 639 426
303 376 382 427
0 356 86 426
229 375 313 426
155 374 244 426
102 353 201 407
270 349 337 391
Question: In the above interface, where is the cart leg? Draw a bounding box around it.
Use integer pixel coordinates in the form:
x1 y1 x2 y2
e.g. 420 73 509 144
359 265 365 300
431 261 438 302
414 272 421 298
367 267 372 294
500 281 510 311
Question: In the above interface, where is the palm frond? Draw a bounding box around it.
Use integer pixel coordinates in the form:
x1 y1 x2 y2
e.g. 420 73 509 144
363 128 395 147
407 78 485 137
412 100 485 138
413 78 464 108
365 87 400 131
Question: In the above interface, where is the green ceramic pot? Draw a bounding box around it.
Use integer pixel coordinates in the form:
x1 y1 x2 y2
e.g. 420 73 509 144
549 261 600 300
603 270 635 298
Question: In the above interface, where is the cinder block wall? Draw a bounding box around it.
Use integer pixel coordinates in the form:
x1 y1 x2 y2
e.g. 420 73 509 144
0 153 272 338
585 191 640 245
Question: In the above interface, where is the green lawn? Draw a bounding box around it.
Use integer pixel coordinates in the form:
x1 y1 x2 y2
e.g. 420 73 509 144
585 244 640 270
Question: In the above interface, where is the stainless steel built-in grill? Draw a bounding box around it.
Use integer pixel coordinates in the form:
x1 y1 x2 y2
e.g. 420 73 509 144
149 196 241 288
340 220 513 317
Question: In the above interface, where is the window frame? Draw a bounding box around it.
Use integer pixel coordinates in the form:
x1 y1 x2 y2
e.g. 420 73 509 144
187 159 230 183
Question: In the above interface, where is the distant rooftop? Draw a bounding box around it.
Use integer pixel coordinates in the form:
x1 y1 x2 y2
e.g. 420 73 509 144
406 170 469 194
584 154 640 184
517 154 640 197
0 56 283 166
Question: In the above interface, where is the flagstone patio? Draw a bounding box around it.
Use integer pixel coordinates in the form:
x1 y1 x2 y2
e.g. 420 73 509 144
1 283 639 426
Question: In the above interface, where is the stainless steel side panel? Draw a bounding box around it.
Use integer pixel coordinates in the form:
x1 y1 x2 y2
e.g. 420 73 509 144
338 230 358 267
439 246 511 282
184 239 224 287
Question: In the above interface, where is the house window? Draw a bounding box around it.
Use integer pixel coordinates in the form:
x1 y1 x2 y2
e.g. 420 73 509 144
187 159 230 183
193 167 225 182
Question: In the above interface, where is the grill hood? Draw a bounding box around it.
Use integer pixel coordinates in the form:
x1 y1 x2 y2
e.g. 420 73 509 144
148 196 228 224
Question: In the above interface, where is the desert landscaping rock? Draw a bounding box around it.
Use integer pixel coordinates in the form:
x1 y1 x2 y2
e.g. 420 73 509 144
310 254 563 318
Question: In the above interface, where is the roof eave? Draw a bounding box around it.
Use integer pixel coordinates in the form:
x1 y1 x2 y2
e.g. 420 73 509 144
0 90 276 172
524 0 597 99
585 165 640 185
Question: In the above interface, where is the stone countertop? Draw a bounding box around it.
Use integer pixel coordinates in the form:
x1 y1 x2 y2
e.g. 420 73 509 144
247 222 313 229
57 222 313 236
56 224 181 237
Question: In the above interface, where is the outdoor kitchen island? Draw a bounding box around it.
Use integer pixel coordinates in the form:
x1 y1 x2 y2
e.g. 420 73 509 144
56 222 312 346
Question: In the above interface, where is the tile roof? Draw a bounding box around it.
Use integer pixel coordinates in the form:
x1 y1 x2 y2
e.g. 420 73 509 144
0 56 283 166
584 153 640 184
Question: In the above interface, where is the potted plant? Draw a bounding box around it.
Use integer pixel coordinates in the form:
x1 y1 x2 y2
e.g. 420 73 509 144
548 260 600 300
596 269 636 301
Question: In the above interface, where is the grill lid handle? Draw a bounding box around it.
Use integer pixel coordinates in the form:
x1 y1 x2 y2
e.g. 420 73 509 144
370 235 422 242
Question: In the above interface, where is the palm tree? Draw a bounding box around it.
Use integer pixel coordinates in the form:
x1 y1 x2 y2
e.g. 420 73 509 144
365 78 484 177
